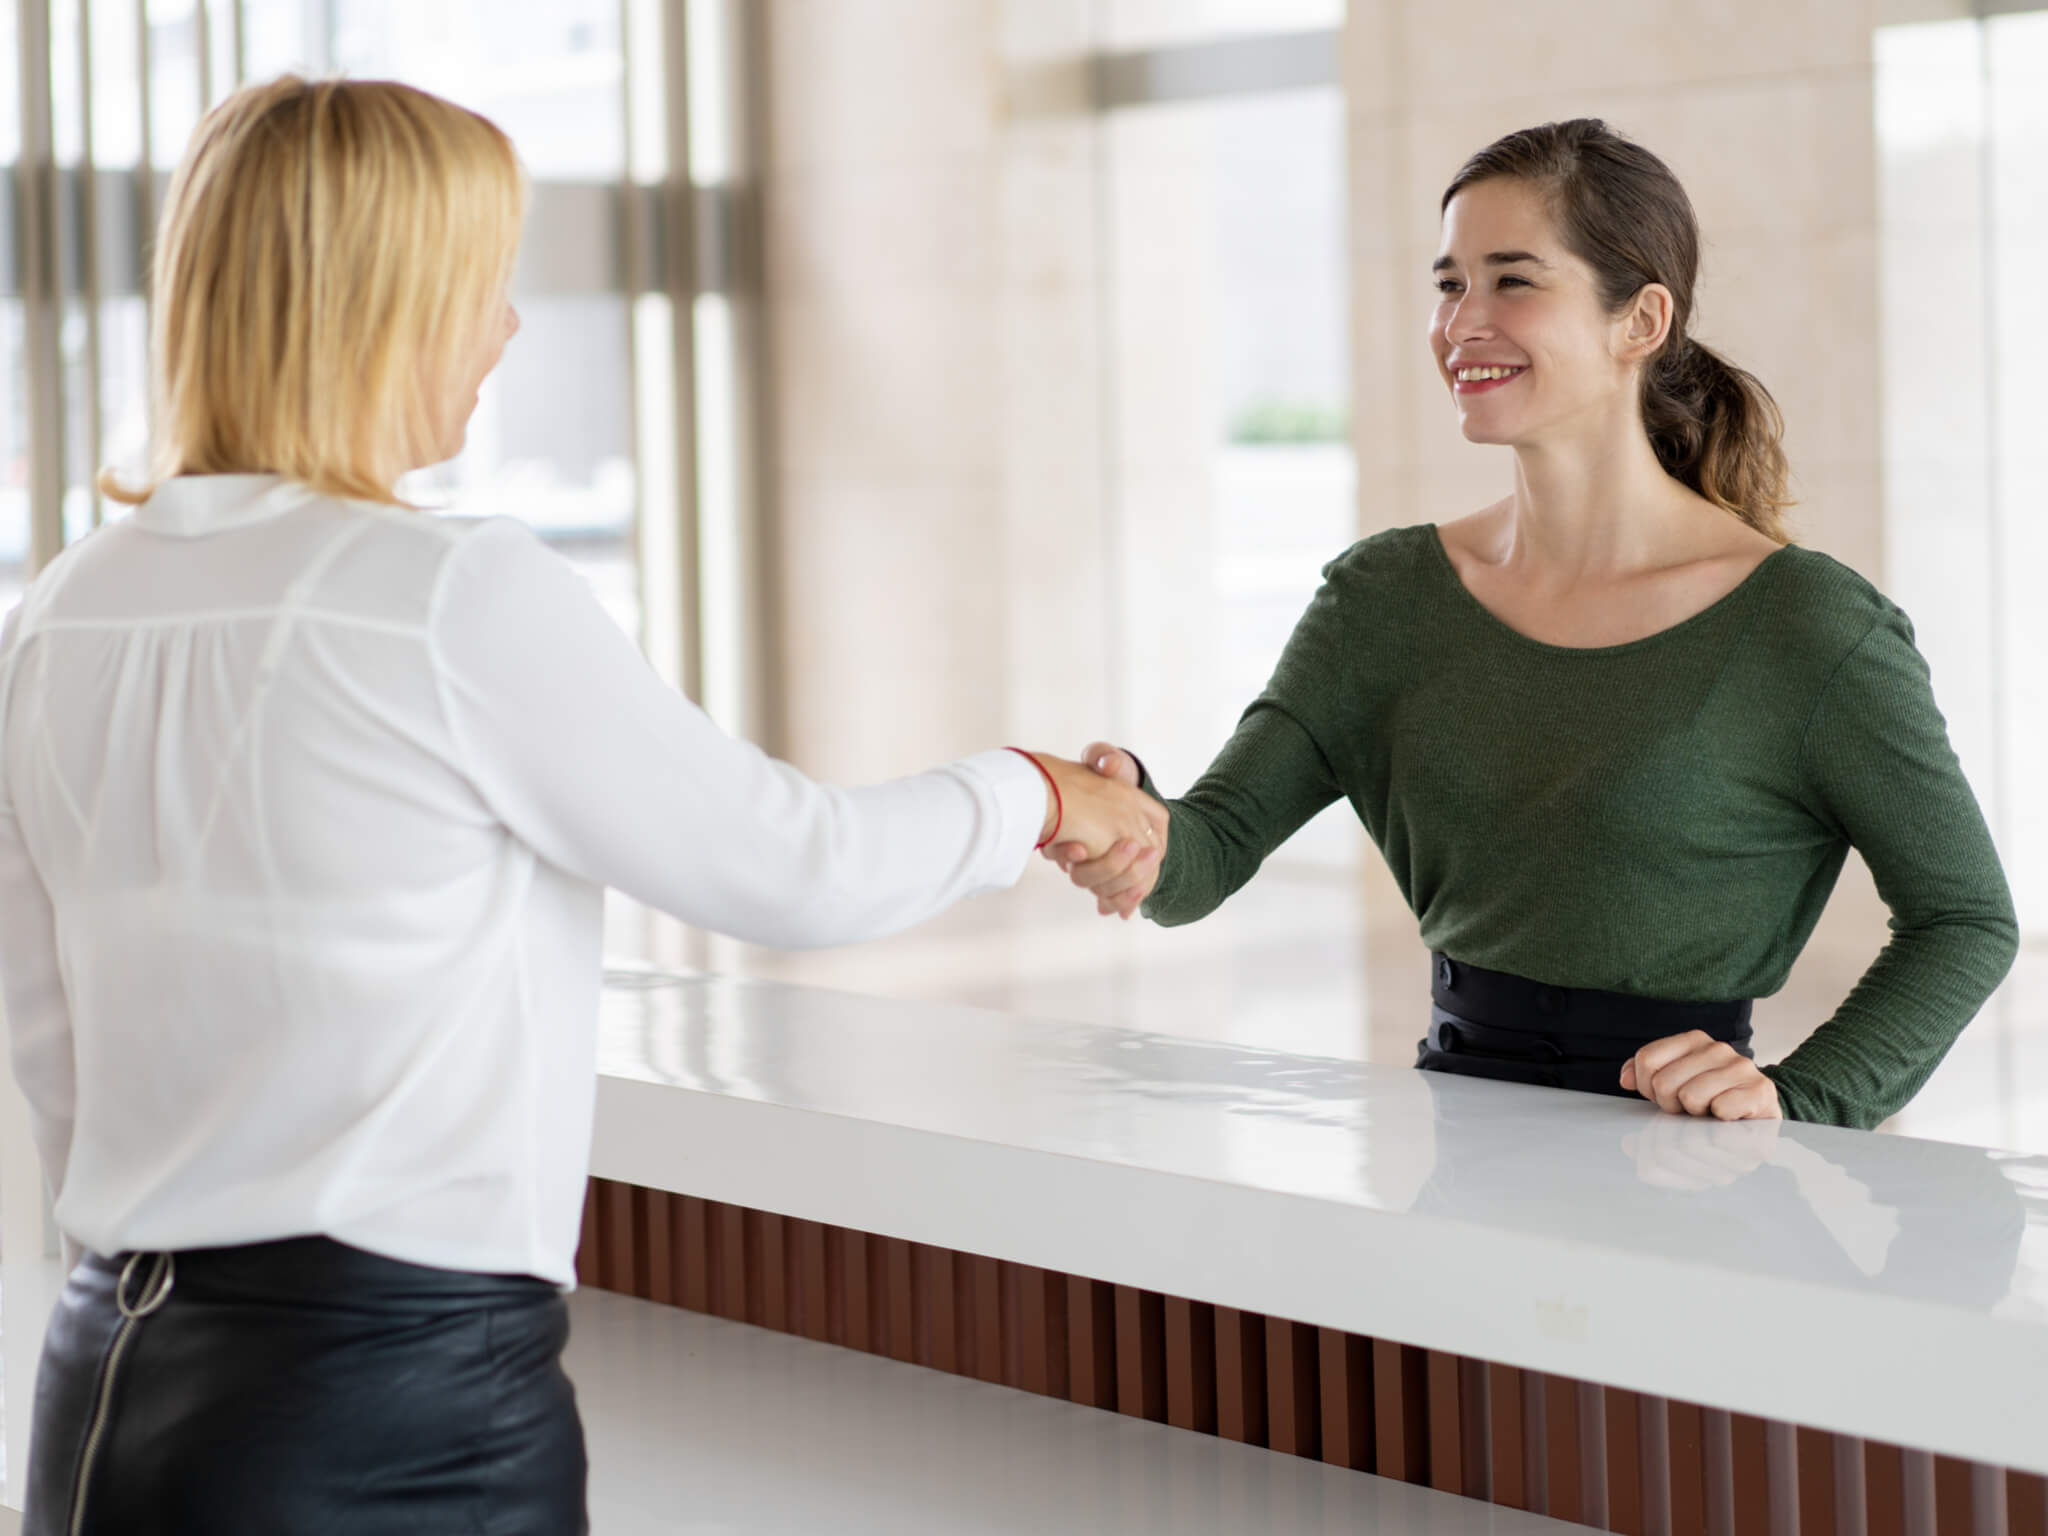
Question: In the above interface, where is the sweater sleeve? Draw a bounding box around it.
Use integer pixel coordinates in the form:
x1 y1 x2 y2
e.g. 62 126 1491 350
1768 607 2018 1128
1138 706 1344 926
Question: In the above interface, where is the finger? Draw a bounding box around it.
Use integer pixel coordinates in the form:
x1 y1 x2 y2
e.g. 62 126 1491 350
1064 843 1146 892
1081 742 1140 788
1097 881 1151 918
1645 1044 1736 1115
1093 860 1158 906
1673 1058 1761 1117
1707 1078 1782 1122
1630 1030 1713 1090
1634 1033 1726 1111
1648 1051 1732 1115
1118 868 1162 918
1090 849 1162 908
1619 1060 1637 1092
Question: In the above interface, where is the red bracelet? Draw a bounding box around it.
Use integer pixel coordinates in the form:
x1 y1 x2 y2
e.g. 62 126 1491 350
1007 748 1061 849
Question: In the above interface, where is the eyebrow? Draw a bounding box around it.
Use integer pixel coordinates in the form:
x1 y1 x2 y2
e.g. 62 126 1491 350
1430 250 1552 272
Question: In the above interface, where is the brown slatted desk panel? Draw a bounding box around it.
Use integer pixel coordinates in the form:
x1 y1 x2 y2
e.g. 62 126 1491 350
578 1177 2048 1535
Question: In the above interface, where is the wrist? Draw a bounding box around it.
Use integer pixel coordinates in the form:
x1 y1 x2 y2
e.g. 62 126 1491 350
1007 749 1062 848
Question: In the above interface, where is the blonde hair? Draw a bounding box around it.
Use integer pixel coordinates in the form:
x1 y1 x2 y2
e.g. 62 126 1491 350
105 76 525 507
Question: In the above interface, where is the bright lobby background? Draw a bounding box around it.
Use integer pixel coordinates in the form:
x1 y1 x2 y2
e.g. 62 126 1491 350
5 0 2046 1150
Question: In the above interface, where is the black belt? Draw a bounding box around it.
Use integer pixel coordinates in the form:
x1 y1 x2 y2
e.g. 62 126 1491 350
1418 952 1753 1098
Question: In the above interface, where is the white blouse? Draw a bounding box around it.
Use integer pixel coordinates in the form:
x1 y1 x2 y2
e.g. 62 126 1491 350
0 475 1044 1285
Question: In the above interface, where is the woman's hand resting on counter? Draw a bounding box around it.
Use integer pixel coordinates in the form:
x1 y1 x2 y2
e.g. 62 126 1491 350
1042 744 1161 920
1018 750 1167 872
1621 1031 1782 1121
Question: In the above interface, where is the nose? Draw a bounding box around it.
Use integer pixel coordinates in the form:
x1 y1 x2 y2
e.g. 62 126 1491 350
1445 290 1492 346
505 304 522 341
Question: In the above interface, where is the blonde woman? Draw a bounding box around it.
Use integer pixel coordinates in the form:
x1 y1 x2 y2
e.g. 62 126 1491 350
0 78 1161 1535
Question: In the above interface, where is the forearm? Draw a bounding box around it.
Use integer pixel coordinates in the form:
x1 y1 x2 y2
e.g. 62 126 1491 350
1138 705 1342 927
436 520 1050 948
1765 912 2018 1128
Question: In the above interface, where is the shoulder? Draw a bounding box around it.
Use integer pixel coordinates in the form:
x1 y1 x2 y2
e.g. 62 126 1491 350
1317 523 1445 592
1261 526 1443 706
1753 545 1906 664
261 498 483 628
429 513 576 591
0 520 117 645
1742 547 1946 739
426 515 614 651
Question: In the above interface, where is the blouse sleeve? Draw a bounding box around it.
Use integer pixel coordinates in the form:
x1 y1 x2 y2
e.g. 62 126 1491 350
1771 606 2018 1127
428 518 1048 949
0 603 78 1200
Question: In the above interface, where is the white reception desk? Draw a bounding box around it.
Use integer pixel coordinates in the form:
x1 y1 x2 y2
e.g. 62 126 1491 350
2 969 2042 1532
584 968 2048 1530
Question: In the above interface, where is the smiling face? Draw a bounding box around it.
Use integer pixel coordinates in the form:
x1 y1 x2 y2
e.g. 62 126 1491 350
1430 176 1657 450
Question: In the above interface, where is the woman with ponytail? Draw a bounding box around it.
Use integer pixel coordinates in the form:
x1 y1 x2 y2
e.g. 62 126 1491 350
1052 119 2015 1130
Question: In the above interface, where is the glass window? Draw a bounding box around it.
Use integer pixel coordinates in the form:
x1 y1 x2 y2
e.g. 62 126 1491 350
1105 88 1362 870
146 0 207 170
1 300 27 616
1876 12 2048 1143
324 0 625 178
240 0 646 640
1102 0 1344 51
0 0 19 164
1878 12 2048 935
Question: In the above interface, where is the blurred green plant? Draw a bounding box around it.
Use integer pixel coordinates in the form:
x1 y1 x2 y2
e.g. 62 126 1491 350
1227 398 1350 444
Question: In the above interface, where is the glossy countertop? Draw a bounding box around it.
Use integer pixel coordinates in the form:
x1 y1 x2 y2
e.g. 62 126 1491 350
593 968 2048 1475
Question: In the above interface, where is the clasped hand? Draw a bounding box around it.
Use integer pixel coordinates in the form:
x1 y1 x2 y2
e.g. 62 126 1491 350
1039 743 1160 920
1019 748 1167 877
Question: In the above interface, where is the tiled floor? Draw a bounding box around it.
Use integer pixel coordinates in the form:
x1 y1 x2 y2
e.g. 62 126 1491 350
609 845 2048 1154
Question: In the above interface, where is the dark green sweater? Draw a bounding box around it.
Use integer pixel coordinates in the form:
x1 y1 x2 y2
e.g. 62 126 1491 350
1141 525 2018 1129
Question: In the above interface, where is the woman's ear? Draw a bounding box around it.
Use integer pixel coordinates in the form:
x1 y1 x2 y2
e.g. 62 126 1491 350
1617 283 1676 364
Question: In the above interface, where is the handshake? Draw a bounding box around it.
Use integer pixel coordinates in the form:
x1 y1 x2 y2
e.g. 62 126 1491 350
1021 743 1162 921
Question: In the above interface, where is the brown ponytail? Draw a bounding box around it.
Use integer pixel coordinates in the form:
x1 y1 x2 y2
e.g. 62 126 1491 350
1442 120 1792 543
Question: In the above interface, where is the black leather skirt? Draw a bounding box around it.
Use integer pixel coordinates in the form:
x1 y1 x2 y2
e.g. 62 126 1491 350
26 1235 586 1536
1416 951 1754 1098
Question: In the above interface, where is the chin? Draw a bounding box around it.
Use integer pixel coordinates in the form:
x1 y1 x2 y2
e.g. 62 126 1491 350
1456 413 1521 447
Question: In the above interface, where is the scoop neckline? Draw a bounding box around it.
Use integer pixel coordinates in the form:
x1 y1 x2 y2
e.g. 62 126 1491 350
1422 524 1795 658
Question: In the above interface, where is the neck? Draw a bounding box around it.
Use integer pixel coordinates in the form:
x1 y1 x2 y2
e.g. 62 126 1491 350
1502 401 1692 578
